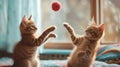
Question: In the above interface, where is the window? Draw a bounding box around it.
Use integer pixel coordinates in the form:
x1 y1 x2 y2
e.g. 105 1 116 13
41 0 120 49
41 0 91 49
101 0 120 43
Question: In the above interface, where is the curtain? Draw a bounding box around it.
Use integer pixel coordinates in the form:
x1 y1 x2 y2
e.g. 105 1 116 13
0 0 41 53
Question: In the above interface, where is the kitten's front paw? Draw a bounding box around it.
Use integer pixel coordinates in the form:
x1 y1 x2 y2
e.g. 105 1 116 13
49 33 57 38
48 26 56 31
63 23 69 27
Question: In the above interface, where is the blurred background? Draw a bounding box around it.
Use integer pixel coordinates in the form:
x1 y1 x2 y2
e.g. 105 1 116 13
0 0 120 53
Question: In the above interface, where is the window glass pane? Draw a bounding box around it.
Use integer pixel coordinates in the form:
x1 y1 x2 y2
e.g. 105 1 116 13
41 0 90 42
101 0 120 43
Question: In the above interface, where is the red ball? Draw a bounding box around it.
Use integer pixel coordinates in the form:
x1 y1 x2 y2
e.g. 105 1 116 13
52 1 61 12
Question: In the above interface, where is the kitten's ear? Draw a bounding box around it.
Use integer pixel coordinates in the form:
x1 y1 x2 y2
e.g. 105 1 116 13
28 15 32 20
88 17 97 26
99 24 105 31
22 15 27 23
91 17 97 26
21 15 27 27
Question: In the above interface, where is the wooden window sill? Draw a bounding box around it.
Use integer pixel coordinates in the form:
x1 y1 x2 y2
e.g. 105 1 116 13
44 42 73 49
44 42 117 49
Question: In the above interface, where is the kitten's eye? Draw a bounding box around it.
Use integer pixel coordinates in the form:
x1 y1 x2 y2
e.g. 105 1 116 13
31 26 34 28
30 25 37 30
30 25 34 28
30 26 34 29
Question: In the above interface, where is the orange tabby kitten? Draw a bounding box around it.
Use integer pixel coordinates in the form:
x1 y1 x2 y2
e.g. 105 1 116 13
63 19 104 67
13 16 56 67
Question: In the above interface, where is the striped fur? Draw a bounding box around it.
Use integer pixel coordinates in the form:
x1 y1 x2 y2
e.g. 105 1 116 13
63 22 104 67
13 16 56 67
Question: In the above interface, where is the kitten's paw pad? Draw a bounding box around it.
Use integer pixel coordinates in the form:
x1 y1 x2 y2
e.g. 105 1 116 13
49 33 57 38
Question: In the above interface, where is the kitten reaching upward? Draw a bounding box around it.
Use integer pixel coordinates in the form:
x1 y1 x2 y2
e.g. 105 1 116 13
13 15 56 67
63 19 104 67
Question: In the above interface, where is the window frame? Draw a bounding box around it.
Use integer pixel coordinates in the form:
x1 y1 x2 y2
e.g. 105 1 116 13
44 0 116 50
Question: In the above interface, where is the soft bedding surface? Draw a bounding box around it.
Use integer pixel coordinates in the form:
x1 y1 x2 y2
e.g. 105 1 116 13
1 45 120 67
0 57 120 67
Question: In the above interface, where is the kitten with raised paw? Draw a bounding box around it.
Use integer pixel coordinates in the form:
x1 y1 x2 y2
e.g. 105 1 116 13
13 15 56 67
63 19 104 67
